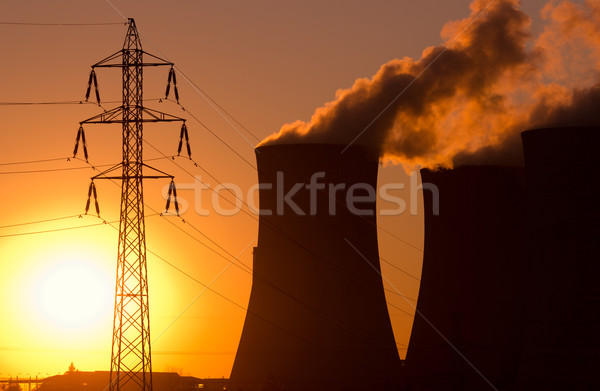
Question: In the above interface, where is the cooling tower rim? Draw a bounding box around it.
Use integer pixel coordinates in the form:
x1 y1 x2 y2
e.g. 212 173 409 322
256 142 367 151
521 126 600 139
421 165 525 174
255 142 377 158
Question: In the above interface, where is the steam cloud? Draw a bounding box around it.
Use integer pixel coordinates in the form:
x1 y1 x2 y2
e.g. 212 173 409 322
259 0 600 168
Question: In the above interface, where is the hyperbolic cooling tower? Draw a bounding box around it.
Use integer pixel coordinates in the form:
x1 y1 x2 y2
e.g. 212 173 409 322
517 127 600 390
230 144 401 391
404 166 528 391
404 127 600 390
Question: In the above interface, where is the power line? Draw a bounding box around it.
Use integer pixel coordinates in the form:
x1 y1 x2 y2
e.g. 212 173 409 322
105 212 383 369
86 151 417 351
0 100 87 106
132 27 262 146
0 21 125 26
142 144 421 324
0 156 171 175
380 256 421 281
385 288 417 302
167 82 423 257
157 210 253 275
78 157 248 267
2 14 421 262
65 8 262 154
0 98 164 106
145 43 423 257
44 154 414 371
0 214 160 238
136 230 394 376
165 88 260 143
157 106 424 259
4 218 407 379
346 236 499 391
56 9 418 352
0 153 416 367
73 158 257 281
178 151 420 278
380 228 424 254
0 214 81 229
163 99 256 169
0 220 106 238
143 140 257 221
146 140 422 291
0 157 70 166
167 71 260 147
0 213 408 378
150 182 417 321
0 10 418 370
74 156 172 165
0 165 93 175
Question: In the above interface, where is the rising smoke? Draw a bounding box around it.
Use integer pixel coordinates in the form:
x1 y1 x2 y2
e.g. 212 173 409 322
259 0 600 169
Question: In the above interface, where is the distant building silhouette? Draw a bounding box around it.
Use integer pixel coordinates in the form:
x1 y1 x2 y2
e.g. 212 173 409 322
36 372 225 391
230 144 401 391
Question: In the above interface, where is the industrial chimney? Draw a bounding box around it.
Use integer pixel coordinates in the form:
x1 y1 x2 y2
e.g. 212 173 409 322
404 166 528 391
230 144 401 391
517 127 600 390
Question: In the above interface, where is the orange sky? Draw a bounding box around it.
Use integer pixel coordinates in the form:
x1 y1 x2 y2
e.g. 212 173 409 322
0 0 571 379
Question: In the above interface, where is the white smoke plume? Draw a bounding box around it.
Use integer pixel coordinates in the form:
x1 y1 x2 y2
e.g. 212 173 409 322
260 0 600 169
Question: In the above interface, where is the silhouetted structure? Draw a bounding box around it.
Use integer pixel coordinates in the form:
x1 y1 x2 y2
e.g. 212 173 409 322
230 144 401 391
404 166 528 390
516 127 600 390
76 18 188 391
405 127 600 390
229 127 599 390
36 372 224 391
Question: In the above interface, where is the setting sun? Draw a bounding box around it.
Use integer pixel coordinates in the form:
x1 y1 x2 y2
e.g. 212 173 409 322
31 257 113 330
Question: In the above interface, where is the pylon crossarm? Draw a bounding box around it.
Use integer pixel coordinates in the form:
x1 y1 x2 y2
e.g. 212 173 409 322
80 106 185 124
141 107 185 122
99 175 173 179
141 163 174 178
91 162 124 180
92 49 125 68
92 49 172 68
80 106 124 124
140 50 172 66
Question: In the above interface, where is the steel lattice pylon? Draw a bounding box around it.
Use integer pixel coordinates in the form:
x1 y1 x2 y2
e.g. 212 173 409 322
76 18 188 391
112 20 150 391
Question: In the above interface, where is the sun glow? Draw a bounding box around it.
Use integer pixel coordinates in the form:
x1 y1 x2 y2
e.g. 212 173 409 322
31 256 114 331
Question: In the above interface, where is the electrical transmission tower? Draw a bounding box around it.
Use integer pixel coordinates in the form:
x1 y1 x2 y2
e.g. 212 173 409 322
74 18 189 391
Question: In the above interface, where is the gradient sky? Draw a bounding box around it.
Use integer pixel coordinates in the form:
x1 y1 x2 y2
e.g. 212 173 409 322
0 0 570 378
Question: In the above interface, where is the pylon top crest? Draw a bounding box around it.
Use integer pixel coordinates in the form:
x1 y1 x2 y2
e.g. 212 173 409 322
124 18 142 50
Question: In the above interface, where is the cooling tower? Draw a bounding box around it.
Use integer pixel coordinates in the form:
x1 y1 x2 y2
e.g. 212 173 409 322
404 166 528 391
230 144 401 391
517 127 600 390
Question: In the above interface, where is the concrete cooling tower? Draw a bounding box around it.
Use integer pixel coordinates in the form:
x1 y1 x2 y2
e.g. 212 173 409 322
230 144 401 391
403 127 600 390
517 127 600 390
404 166 528 391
